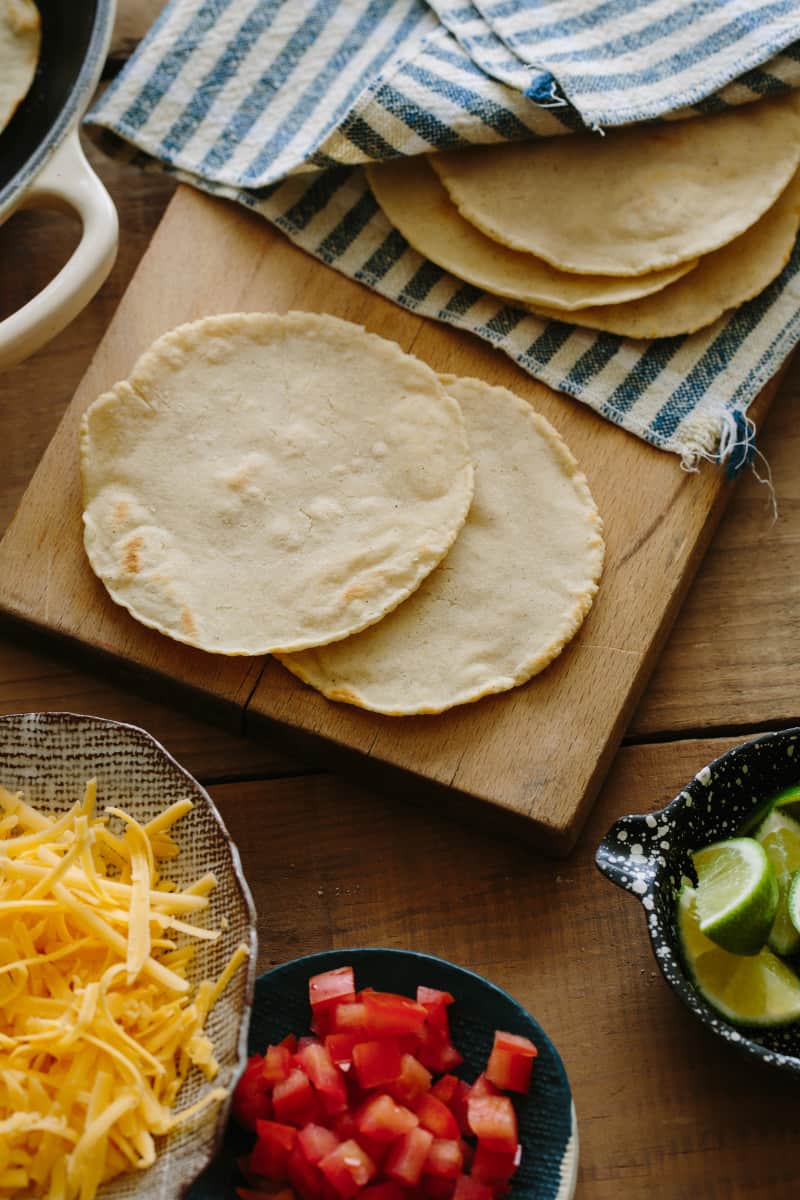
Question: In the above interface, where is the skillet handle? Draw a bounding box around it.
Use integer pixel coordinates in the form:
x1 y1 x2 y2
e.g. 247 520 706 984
0 131 118 371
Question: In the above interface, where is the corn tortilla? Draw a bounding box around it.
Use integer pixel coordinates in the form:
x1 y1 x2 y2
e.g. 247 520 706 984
430 93 800 277
80 312 474 656
0 0 40 133
278 376 604 715
366 158 698 311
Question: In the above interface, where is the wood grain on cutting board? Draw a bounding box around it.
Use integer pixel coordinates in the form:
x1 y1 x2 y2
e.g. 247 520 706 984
0 184 780 852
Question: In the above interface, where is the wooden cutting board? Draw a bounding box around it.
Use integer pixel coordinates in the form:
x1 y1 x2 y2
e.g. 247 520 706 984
0 184 784 853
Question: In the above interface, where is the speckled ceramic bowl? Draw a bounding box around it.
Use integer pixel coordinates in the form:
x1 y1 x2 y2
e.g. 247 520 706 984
0 711 258 1197
596 727 800 1075
189 948 579 1200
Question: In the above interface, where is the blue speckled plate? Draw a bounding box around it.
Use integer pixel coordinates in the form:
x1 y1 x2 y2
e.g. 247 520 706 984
189 948 578 1200
596 727 800 1075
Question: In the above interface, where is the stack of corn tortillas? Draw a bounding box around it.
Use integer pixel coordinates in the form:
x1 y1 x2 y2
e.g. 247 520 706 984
365 93 800 341
80 312 604 715
0 0 40 135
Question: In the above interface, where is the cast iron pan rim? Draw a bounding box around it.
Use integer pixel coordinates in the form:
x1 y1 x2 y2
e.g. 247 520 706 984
0 0 116 218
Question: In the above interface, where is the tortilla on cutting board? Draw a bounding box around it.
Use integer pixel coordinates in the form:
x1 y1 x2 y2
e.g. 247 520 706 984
278 376 604 715
366 158 698 311
430 93 800 277
80 312 474 656
0 0 40 134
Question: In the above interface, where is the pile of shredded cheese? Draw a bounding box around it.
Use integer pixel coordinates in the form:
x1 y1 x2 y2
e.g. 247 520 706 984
0 780 250 1200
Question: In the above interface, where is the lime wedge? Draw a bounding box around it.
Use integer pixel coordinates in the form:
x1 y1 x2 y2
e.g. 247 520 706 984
692 837 778 955
772 783 800 824
754 809 800 956
787 870 800 940
677 884 800 1027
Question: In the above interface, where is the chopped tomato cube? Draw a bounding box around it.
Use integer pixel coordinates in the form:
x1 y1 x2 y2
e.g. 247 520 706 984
359 1183 406 1200
470 1145 518 1185
384 1127 434 1187
414 1094 460 1141
281 1034 299 1053
467 1074 500 1100
356 1093 419 1142
273 1068 322 1126
318 1139 377 1199
298 1125 340 1165
325 1032 361 1067
385 1053 432 1107
485 1031 538 1094
332 1003 369 1035
466 1096 518 1154
297 1043 348 1116
251 1119 297 1180
264 1043 294 1086
450 1081 472 1136
416 987 454 1037
233 1055 272 1130
310 967 356 1019
289 1142 325 1200
363 991 428 1037
422 1174 458 1200
452 1179 493 1200
415 1024 463 1074
430 1075 459 1106
352 1039 403 1089
424 1139 463 1180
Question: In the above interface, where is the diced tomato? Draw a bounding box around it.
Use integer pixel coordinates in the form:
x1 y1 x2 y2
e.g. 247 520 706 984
422 1174 458 1200
264 1043 294 1087
281 1033 299 1054
466 1096 517 1154
332 1111 358 1143
416 988 454 1037
332 1003 370 1035
430 1075 458 1106
467 1074 500 1101
352 1039 403 1089
470 1145 518 1186
233 1055 273 1131
424 1138 463 1180
356 1093 419 1142
310 968 356 1022
415 1024 463 1075
297 1043 348 1116
452 1179 493 1200
359 1183 406 1200
363 991 428 1038
326 1032 361 1067
298 1125 340 1165
289 1142 325 1200
251 1120 297 1180
318 1139 377 1199
273 1068 323 1126
485 1031 538 1094
450 1081 472 1136
414 1094 460 1141
385 1054 432 1107
384 1127 434 1187
298 1035 322 1050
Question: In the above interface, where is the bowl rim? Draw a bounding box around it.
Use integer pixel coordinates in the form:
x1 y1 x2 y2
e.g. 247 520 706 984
0 709 259 1194
595 725 800 1075
249 946 579 1200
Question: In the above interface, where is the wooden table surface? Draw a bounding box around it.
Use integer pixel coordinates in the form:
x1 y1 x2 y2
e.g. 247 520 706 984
2 6 800 1196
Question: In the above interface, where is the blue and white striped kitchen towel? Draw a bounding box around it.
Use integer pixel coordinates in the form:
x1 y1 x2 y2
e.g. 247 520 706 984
88 0 800 465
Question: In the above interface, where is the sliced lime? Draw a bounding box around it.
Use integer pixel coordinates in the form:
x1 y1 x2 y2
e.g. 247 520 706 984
787 870 800 940
692 837 778 956
772 783 800 824
754 809 800 956
677 884 800 1027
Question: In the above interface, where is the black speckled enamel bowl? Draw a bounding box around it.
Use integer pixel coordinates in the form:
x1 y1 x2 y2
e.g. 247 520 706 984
596 728 800 1075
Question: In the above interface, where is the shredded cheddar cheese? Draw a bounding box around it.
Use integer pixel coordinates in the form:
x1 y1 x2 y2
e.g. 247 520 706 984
0 781 250 1200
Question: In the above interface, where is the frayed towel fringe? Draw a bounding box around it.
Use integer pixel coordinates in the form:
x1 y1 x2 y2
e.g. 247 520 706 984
681 408 778 519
